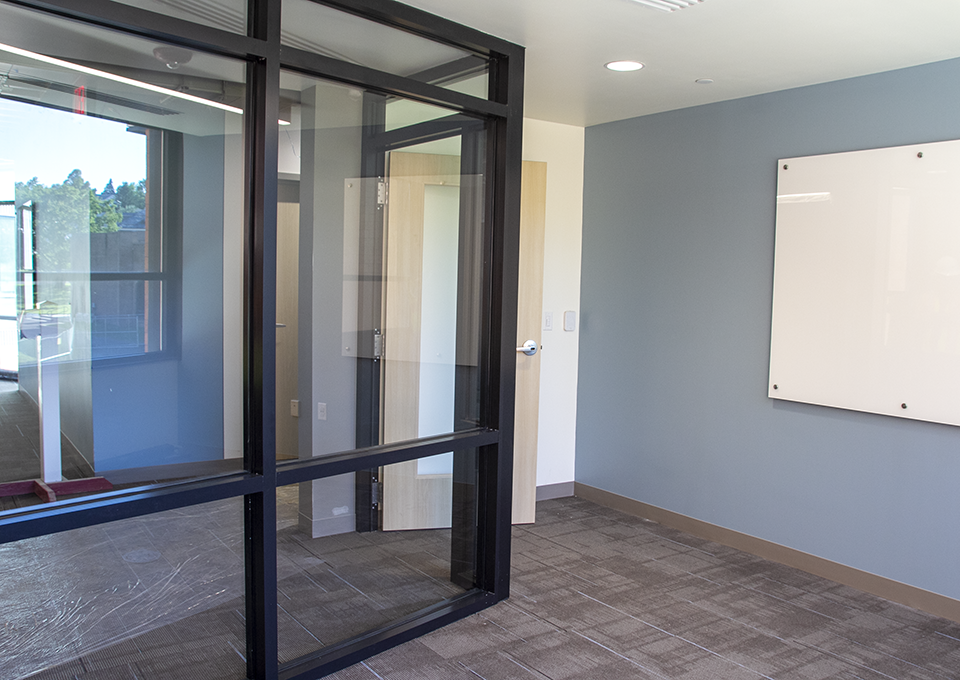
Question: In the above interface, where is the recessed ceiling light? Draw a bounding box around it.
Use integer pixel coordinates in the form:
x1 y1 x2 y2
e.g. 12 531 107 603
605 60 644 72
631 0 704 12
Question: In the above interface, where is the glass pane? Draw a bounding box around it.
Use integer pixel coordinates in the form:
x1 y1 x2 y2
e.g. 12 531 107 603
282 0 489 99
90 280 161 358
0 4 246 493
111 0 247 35
275 71 485 461
0 498 245 680
0 201 15 375
277 449 478 663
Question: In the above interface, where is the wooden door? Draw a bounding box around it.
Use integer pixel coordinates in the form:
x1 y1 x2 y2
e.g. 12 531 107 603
512 161 546 524
276 201 299 460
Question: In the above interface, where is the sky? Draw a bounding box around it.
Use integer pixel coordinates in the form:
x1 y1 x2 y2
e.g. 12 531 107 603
0 97 145 201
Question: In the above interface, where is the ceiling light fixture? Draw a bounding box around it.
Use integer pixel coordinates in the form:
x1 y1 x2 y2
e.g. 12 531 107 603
630 0 704 12
605 60 644 72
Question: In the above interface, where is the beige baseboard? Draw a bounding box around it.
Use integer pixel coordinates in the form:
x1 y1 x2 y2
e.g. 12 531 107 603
574 482 960 624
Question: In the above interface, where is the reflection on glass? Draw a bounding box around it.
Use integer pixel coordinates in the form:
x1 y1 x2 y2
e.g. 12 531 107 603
0 498 245 680
0 3 245 496
110 0 247 34
276 451 477 663
281 0 489 99
275 71 485 464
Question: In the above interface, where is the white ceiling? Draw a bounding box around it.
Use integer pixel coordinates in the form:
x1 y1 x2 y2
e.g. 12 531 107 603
402 0 960 127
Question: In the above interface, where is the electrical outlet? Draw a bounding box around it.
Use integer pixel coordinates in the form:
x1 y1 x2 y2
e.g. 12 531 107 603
290 399 299 417
317 402 327 420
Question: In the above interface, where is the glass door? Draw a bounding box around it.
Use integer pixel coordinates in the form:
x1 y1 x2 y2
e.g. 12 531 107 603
380 147 466 530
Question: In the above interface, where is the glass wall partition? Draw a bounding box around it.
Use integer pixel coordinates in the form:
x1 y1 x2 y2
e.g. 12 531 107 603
0 1 524 678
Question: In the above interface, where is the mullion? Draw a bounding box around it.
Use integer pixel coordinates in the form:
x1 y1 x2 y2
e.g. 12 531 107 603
372 114 483 153
0 473 262 544
280 45 506 119
243 0 282 676
276 429 499 486
478 45 525 601
317 0 518 61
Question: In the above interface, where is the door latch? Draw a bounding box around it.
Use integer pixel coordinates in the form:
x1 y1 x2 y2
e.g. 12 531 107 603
516 340 538 356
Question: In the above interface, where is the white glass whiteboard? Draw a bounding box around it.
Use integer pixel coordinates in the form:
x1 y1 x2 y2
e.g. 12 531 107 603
769 138 960 427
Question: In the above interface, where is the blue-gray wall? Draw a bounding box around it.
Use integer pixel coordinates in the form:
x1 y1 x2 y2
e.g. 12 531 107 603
577 57 960 601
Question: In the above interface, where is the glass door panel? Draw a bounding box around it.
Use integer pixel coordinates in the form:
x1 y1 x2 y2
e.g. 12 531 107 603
380 149 465 531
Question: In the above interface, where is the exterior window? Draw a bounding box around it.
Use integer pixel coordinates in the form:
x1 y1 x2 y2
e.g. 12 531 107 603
9 114 170 362
0 2 246 484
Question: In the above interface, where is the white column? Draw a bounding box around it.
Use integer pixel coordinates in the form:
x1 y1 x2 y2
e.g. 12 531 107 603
36 321 62 483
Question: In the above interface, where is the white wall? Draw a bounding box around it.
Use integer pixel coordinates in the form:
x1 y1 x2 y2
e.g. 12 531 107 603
522 118 584 488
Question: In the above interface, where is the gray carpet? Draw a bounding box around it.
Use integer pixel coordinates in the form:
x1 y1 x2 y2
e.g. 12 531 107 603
329 497 960 680
5 469 960 678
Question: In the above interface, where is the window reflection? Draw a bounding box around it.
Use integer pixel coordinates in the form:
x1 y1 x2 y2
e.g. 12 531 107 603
0 3 245 496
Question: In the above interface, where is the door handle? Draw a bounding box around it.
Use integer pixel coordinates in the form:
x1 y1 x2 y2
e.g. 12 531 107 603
516 340 538 356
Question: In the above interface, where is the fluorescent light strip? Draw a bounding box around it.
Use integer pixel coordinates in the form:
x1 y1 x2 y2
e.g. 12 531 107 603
631 0 703 12
0 41 243 115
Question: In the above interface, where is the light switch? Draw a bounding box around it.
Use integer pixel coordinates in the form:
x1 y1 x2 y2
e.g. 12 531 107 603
563 311 576 332
543 311 553 331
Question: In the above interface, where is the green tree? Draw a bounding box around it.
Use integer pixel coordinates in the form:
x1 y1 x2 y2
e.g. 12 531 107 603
15 170 144 310
88 189 122 233
116 179 146 212
15 169 127 246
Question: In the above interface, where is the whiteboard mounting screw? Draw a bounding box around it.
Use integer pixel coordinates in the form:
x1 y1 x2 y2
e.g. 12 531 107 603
773 384 778 390
901 403 907 409
783 164 788 170
917 152 923 158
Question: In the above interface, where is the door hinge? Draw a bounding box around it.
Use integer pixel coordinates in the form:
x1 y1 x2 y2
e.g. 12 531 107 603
371 475 382 509
373 329 383 359
377 179 388 206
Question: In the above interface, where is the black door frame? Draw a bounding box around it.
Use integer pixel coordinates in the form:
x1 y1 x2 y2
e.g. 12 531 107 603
0 0 524 678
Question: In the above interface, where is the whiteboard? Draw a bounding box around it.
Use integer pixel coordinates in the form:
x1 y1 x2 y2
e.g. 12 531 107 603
769 138 960 427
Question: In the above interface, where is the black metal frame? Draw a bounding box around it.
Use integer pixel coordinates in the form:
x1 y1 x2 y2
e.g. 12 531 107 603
0 0 524 678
